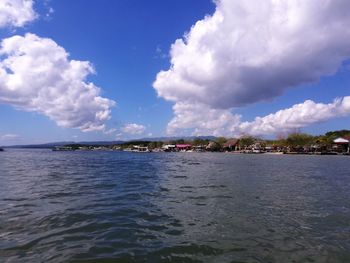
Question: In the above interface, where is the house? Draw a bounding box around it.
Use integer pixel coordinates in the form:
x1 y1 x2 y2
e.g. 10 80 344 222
193 145 206 152
176 144 192 151
52 146 75 151
265 145 284 152
162 144 176 152
223 139 239 151
333 137 350 153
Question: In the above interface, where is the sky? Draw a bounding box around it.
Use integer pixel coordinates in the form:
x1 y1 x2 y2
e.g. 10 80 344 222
0 0 350 145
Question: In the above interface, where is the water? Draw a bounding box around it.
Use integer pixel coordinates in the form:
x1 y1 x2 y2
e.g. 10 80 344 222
1 149 350 263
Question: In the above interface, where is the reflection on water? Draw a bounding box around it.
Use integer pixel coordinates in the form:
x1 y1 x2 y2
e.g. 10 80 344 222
0 149 350 262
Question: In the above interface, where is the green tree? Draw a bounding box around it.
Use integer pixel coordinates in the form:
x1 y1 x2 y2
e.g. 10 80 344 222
285 133 314 147
170 139 185 145
156 141 164 148
325 130 350 138
207 141 221 151
215 137 227 148
148 142 157 149
193 138 209 146
238 136 256 148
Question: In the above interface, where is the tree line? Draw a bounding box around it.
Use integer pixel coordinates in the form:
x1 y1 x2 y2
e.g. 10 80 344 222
60 129 350 151
118 129 350 150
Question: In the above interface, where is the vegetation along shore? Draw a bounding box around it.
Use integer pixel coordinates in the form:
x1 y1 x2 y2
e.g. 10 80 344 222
48 130 350 155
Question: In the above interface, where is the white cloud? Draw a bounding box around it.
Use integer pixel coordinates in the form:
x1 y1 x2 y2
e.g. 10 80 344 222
121 123 146 135
167 102 241 137
104 128 117 135
240 96 350 136
115 133 124 141
154 0 350 135
167 97 350 137
0 133 20 140
0 0 37 28
154 0 350 108
0 33 115 132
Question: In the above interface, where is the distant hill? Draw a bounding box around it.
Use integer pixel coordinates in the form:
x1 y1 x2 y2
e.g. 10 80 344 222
5 141 125 149
5 141 75 149
4 136 217 148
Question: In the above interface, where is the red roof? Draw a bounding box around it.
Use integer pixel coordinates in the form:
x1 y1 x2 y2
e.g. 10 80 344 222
223 139 239 147
176 144 192 148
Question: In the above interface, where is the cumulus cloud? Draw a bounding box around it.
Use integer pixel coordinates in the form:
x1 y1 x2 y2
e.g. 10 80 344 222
240 96 350 136
0 0 37 28
167 102 241 136
154 0 350 108
0 33 115 132
122 123 146 135
154 0 350 136
167 97 350 137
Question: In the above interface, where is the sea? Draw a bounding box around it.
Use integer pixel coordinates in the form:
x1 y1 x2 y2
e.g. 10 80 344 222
0 149 350 263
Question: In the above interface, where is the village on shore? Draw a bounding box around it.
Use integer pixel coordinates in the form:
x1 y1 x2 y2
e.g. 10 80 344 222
52 130 350 155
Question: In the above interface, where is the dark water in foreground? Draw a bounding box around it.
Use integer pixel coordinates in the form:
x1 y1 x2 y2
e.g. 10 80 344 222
0 149 350 263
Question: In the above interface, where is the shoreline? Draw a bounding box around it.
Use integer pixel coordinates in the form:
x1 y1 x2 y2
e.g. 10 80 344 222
2 147 349 156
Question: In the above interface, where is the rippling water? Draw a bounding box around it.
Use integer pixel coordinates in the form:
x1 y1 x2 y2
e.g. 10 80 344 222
1 149 350 262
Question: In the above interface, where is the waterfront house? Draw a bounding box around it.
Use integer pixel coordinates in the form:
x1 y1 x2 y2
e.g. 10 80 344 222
333 137 350 153
132 145 150 152
223 139 239 151
250 142 264 153
176 144 192 151
265 145 282 152
162 144 176 152
112 145 121 151
53 146 75 151
193 145 206 152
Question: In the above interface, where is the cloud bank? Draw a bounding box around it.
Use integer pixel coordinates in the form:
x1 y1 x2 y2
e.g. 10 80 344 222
154 0 350 136
240 97 350 135
167 102 241 137
168 97 350 137
0 33 115 132
0 0 37 28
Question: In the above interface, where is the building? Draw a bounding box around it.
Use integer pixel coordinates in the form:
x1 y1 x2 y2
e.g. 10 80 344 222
176 144 192 151
223 139 239 151
333 137 350 153
162 144 176 152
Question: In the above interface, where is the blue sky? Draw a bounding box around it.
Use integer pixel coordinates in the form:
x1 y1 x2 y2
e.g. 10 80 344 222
0 0 350 145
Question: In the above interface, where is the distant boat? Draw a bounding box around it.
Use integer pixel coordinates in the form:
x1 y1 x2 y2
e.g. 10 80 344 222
0 148 4 152
132 146 151 153
124 146 151 152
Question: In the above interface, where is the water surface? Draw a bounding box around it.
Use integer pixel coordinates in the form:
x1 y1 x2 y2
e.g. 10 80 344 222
1 149 350 262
